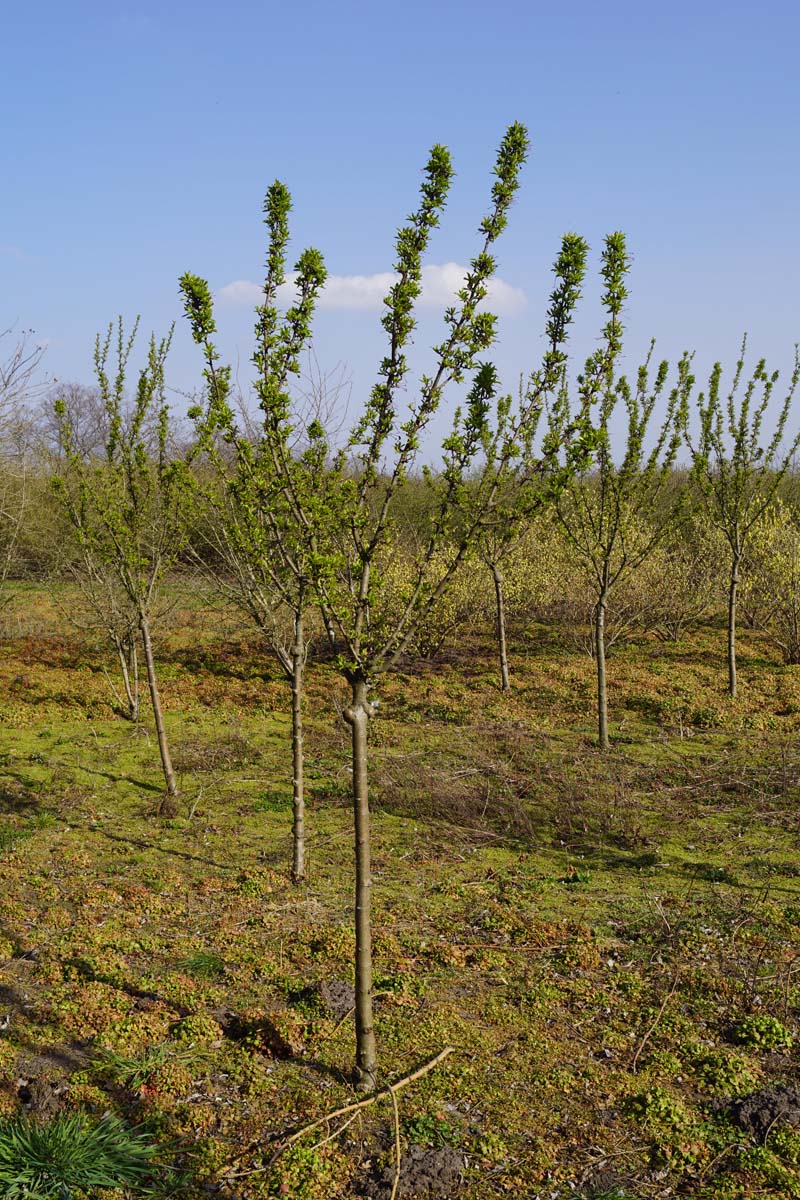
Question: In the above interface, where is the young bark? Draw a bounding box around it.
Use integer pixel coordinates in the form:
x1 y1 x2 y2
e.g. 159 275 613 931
139 611 178 799
595 587 610 750
343 673 377 1090
728 548 741 699
290 610 306 884
490 562 511 693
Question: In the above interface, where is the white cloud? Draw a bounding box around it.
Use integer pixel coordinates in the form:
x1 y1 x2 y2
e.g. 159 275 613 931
217 280 263 307
217 263 526 315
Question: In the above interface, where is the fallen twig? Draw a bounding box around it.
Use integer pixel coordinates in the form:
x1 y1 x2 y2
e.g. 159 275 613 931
631 971 680 1073
224 1046 454 1180
388 1082 402 1200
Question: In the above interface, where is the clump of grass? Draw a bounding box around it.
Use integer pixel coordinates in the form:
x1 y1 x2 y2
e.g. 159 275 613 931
178 949 225 979
0 1111 158 1198
91 1042 202 1091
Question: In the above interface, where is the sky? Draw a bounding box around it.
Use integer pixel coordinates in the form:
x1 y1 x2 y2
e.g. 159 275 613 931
3 0 799 449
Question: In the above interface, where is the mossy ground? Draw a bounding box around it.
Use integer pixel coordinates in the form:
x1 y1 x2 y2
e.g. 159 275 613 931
2 585 800 1197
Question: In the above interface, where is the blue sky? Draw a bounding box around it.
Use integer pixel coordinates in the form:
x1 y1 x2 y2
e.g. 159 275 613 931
3 0 799 442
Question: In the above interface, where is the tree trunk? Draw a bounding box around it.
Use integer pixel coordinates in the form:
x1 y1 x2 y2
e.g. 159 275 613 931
343 673 377 1090
728 551 740 699
595 589 610 750
139 611 178 800
491 563 511 694
290 609 306 884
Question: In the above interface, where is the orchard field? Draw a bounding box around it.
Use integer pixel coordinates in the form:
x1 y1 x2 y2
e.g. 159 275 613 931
3 579 800 1199
3 121 800 1200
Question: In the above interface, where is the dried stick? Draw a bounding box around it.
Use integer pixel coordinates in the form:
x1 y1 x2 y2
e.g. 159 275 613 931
280 1046 454 1149
225 1046 454 1178
631 972 680 1073
388 1082 402 1200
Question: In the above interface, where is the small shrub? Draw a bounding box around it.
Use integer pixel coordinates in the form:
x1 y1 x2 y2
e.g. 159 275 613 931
402 1111 462 1147
733 1014 793 1050
170 1013 223 1044
691 1049 757 1095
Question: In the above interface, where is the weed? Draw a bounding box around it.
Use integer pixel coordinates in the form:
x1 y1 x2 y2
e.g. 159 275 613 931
734 1014 793 1050
0 1111 159 1198
178 950 225 979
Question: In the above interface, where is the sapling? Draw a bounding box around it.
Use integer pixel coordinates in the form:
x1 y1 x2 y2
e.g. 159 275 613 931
183 124 547 1087
53 319 195 803
685 337 800 696
0 328 45 599
555 234 693 748
180 187 328 883
470 231 594 692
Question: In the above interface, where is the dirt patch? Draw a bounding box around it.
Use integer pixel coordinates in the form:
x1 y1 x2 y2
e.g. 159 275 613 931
317 979 355 1020
725 1085 800 1140
17 1075 66 1119
361 1144 465 1198
581 1167 633 1197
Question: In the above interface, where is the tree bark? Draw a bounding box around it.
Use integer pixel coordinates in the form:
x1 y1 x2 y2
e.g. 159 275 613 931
290 609 306 884
728 550 740 699
343 673 377 1090
595 588 610 750
490 563 511 693
139 611 178 799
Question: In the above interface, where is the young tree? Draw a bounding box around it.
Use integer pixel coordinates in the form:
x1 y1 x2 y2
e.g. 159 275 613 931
182 122 531 1089
555 234 693 748
686 338 800 697
471 232 592 692
741 500 800 664
53 319 194 803
0 328 46 595
181 188 329 883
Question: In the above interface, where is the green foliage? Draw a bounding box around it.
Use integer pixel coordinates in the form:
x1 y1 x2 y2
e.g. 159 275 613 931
742 501 800 662
690 1048 757 1095
686 336 800 692
689 338 800 555
771 1129 800 1167
91 1040 200 1090
0 1111 158 1198
51 319 195 746
53 319 195 612
554 236 691 743
177 949 225 979
170 1013 222 1044
402 1110 462 1147
269 1143 348 1199
556 244 692 603
733 1014 793 1049
283 124 531 679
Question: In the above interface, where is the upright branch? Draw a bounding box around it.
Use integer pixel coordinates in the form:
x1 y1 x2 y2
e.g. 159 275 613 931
323 123 531 679
686 337 800 697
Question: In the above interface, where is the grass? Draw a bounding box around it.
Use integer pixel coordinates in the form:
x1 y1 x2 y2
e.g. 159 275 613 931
1 585 800 1195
